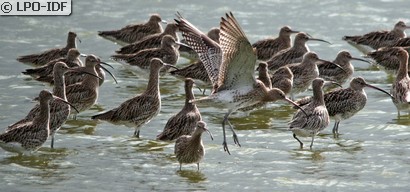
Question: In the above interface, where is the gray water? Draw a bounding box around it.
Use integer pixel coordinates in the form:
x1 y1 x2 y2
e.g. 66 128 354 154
0 0 409 191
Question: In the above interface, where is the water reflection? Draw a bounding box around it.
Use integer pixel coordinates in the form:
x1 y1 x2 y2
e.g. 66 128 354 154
0 147 72 170
176 169 207 183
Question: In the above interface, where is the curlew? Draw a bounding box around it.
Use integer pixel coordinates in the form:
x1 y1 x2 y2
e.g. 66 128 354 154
390 47 410 116
92 58 173 137
115 23 179 54
17 31 79 66
98 14 166 45
157 78 202 141
252 26 300 61
266 32 331 71
0 90 75 153
174 121 213 171
343 21 410 49
111 35 180 74
289 78 330 148
318 50 371 85
294 77 393 137
175 12 307 154
8 62 85 148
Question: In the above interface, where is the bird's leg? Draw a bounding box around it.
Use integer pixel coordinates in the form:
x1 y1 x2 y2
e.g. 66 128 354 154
226 119 241 147
310 134 315 149
222 114 231 155
197 163 200 171
73 114 77 120
50 134 55 149
134 129 140 138
179 163 182 171
332 121 340 138
293 133 303 148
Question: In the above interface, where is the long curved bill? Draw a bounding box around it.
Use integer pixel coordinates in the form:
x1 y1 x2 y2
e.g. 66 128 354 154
324 81 343 88
163 63 179 70
99 62 118 84
52 96 80 113
67 68 103 80
365 83 394 99
318 59 347 73
352 57 372 64
175 41 191 49
284 97 309 118
77 36 81 44
308 37 332 45
204 127 214 140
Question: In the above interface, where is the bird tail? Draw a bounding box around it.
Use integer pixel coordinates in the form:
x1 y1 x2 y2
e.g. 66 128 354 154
91 110 115 120
98 30 120 38
292 96 312 109
110 54 132 62
342 35 359 42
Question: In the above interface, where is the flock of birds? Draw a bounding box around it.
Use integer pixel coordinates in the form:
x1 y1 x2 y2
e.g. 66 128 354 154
1 12 410 171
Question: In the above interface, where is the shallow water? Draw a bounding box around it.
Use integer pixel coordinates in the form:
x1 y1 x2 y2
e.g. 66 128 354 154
1 0 410 191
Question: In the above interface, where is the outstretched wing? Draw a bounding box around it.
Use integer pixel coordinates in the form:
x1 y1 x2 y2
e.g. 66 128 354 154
175 13 221 86
218 12 257 90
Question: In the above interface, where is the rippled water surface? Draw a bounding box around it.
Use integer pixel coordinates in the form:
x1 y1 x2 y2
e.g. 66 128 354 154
1 0 410 191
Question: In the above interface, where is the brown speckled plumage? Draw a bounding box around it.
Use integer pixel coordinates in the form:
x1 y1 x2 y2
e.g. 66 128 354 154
343 21 410 49
390 47 410 116
179 27 220 61
267 32 331 71
294 77 392 136
8 62 74 148
289 78 329 148
271 66 293 96
115 23 179 54
157 78 202 141
17 32 78 66
174 121 212 171
0 90 54 153
22 48 83 83
176 12 306 154
318 50 370 85
252 26 299 61
111 35 179 72
66 55 102 116
98 14 164 45
365 46 410 72
92 58 165 137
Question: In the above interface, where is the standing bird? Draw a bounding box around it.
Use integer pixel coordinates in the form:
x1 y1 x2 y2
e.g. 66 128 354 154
294 77 393 137
174 121 213 171
0 90 74 153
289 78 330 149
318 50 371 85
157 78 202 141
390 47 410 116
175 12 308 154
7 62 85 148
17 31 79 66
98 14 166 45
271 66 293 96
343 21 410 49
22 48 83 82
65 55 106 118
111 35 180 73
267 32 331 71
283 52 344 99
92 58 171 137
252 26 300 61
115 23 179 54
364 46 410 73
